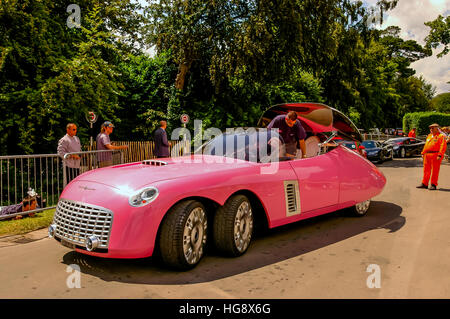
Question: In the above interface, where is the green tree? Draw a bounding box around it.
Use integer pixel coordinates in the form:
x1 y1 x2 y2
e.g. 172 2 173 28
425 15 450 58
40 5 124 149
116 51 178 139
430 93 450 113
0 0 147 154
146 0 249 91
395 76 434 116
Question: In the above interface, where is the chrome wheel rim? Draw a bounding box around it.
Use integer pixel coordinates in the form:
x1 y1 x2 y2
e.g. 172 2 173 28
355 200 371 215
401 148 405 157
183 207 207 265
234 201 253 253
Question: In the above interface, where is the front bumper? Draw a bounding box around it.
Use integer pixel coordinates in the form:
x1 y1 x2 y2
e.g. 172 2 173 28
52 199 113 252
51 180 161 259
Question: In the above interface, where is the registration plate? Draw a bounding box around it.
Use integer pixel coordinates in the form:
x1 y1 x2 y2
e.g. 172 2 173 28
60 239 76 249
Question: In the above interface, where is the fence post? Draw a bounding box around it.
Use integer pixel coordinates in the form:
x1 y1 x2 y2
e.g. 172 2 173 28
62 157 67 188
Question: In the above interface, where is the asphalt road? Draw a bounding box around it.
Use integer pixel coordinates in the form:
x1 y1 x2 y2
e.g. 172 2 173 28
0 157 449 299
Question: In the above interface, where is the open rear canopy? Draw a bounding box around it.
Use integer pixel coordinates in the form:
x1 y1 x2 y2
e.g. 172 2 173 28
257 102 362 142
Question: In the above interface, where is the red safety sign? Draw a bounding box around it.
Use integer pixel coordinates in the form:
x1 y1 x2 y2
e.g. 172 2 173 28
86 111 98 124
180 114 190 124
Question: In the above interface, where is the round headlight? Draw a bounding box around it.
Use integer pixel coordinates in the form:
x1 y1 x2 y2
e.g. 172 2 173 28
48 224 57 238
129 187 159 207
86 236 99 251
141 188 157 200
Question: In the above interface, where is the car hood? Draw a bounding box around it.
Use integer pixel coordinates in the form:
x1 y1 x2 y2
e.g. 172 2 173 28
257 102 363 142
73 155 254 190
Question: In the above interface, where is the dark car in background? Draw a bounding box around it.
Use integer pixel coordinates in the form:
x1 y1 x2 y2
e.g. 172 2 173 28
384 137 425 158
338 140 367 158
362 140 394 163
394 128 406 137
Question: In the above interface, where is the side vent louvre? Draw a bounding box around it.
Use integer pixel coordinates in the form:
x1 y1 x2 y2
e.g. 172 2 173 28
284 181 301 216
142 160 168 166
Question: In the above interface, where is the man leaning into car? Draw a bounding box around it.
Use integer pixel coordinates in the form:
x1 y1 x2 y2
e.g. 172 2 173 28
267 111 307 158
416 123 447 190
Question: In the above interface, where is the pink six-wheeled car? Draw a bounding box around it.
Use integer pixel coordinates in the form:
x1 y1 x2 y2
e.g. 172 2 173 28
49 103 386 270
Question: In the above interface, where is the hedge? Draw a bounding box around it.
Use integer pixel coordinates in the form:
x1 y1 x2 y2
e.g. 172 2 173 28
403 112 450 136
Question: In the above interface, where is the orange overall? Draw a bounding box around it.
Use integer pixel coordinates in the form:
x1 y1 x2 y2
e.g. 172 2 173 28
421 133 447 186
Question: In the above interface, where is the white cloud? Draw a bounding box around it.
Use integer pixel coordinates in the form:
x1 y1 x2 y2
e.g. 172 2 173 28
411 54 450 95
377 0 450 94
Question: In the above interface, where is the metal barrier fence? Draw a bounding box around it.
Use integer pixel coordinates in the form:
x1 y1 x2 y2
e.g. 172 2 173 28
362 134 396 141
0 140 191 220
361 134 429 141
62 149 124 187
0 154 62 219
84 140 191 163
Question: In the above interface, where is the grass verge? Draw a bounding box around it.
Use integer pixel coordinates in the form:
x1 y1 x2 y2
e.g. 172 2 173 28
0 209 55 237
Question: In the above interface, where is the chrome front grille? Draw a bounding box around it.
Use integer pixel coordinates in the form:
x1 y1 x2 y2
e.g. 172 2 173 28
53 199 113 249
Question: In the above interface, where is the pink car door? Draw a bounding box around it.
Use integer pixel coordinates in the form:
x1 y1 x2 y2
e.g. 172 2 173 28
288 151 340 214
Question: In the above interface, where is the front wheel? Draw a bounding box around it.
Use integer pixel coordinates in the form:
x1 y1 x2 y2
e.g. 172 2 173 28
159 200 208 270
213 195 254 257
351 199 371 217
400 147 406 158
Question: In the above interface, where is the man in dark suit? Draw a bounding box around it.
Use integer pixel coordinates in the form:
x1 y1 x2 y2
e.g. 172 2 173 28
154 120 170 158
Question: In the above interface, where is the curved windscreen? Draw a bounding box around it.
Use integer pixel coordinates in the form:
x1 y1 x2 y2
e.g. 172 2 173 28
362 141 377 148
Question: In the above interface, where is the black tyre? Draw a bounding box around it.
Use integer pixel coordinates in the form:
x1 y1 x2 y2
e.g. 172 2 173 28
159 200 208 270
350 199 371 217
213 195 254 257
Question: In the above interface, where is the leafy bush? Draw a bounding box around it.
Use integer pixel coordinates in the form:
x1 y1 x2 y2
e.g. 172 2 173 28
403 112 450 135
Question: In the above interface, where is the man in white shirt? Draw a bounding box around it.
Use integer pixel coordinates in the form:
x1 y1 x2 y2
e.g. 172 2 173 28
57 123 81 184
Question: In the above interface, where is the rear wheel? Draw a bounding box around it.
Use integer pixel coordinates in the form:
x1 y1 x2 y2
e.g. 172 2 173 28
213 195 254 257
159 200 208 270
351 199 371 217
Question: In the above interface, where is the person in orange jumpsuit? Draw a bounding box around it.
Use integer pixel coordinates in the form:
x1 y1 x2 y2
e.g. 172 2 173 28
408 128 416 138
416 124 447 190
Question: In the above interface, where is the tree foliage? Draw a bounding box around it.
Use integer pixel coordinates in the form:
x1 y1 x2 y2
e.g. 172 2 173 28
0 0 440 155
430 93 450 113
0 0 145 154
425 15 450 58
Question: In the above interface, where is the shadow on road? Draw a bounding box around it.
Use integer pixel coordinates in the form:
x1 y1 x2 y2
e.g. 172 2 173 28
376 156 450 169
376 157 424 168
62 200 404 285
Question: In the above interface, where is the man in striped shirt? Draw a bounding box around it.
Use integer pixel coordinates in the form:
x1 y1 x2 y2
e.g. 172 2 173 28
96 121 128 167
